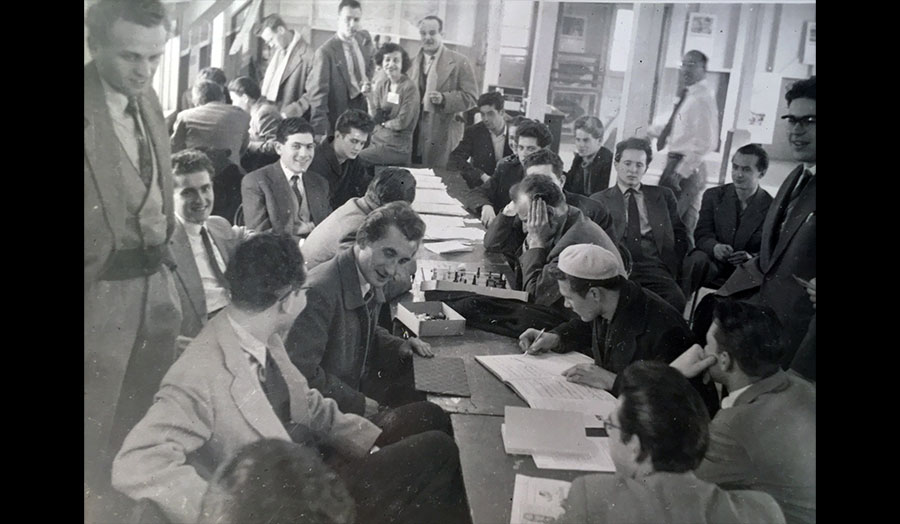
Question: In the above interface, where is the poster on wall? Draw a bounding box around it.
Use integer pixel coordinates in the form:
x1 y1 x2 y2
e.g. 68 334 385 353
746 73 782 144
802 22 816 65
559 16 587 54
683 12 716 58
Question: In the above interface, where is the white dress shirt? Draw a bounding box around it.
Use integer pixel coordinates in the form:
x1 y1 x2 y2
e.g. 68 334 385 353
100 77 155 175
491 124 507 164
261 31 302 103
227 312 268 385
667 78 720 177
720 384 752 409
178 216 231 313
281 162 312 223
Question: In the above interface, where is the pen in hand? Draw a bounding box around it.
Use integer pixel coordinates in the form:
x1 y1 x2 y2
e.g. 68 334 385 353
523 328 545 355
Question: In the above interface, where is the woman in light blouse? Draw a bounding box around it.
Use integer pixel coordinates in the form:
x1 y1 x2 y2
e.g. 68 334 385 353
359 43 420 166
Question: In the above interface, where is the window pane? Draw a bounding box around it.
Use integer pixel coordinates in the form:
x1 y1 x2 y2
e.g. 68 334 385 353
608 9 633 72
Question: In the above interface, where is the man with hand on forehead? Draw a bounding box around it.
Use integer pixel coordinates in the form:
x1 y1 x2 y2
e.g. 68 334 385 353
519 244 717 411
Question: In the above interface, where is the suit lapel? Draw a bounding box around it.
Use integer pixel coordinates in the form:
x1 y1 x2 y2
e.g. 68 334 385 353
644 188 668 254
266 335 311 424
139 87 175 240
267 164 298 228
84 63 125 248
733 188 768 251
330 38 353 93
280 40 306 86
603 189 626 241
733 370 791 406
208 219 235 268
435 48 455 91
768 177 815 269
760 166 802 269
169 221 207 321
717 185 739 246
214 312 291 439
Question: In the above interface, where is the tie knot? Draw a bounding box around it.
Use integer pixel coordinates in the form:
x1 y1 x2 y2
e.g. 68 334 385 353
126 96 141 116
291 175 300 183
626 188 637 195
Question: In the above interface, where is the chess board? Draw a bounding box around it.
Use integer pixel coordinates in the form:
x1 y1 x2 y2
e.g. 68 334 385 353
417 263 529 302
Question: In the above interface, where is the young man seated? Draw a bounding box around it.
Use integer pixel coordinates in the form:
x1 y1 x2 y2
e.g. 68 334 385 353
670 300 816 524
448 91 513 188
112 233 465 524
559 361 785 524
483 175 623 308
564 115 614 197
286 202 436 416
198 438 355 524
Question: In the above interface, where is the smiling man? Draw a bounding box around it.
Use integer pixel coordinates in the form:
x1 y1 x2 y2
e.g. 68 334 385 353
84 1 181 516
680 144 774 297
309 109 376 209
285 201 436 417
168 149 252 340
241 118 332 240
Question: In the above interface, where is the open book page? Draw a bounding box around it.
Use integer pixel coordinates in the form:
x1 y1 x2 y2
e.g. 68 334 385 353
532 437 616 472
510 474 572 524
476 352 594 382
507 375 616 403
528 397 617 420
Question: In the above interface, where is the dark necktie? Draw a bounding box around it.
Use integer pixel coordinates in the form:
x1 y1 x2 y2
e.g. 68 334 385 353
657 87 689 151
624 189 644 261
290 175 304 214
125 96 153 187
258 353 291 425
778 169 813 237
199 226 228 289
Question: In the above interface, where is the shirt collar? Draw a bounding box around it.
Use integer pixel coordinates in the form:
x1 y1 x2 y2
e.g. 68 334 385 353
720 384 752 409
99 76 131 117
176 214 205 236
616 181 641 194
281 161 303 180
424 45 443 64
803 163 816 176
355 257 372 299
581 150 598 166
490 123 507 138
227 312 268 370
687 77 711 95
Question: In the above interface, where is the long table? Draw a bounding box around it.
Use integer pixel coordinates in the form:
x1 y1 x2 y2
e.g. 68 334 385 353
411 168 611 524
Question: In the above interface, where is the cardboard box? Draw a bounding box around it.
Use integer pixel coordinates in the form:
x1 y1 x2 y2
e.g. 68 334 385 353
397 301 465 337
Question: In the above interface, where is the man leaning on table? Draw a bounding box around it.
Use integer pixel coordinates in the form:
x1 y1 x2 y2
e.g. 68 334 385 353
558 361 785 524
519 244 718 413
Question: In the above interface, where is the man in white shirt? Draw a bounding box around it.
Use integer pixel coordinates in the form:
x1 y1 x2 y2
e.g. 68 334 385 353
168 149 252 342
650 50 720 242
670 299 816 524
258 14 314 119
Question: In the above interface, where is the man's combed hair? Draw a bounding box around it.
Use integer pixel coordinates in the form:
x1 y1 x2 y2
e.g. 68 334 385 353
336 109 376 135
172 149 215 177
573 116 605 140
367 168 417 206
734 143 769 174
259 13 287 32
548 265 624 296
339 0 362 12
712 299 785 378
522 149 564 177
786 76 816 104
225 233 306 312
614 137 653 164
228 76 262 101
684 49 709 68
515 120 554 148
193 80 224 105
356 201 425 246
198 439 355 524
513 174 566 208
419 15 444 32
477 92 505 112
375 42 412 73
618 361 711 473
276 118 316 143
86 0 170 47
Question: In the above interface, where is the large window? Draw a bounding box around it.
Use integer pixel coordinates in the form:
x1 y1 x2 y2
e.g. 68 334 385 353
608 8 633 72
153 34 181 116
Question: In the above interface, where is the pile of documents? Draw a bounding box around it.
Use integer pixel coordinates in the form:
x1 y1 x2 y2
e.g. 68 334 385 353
404 168 483 245
509 474 572 524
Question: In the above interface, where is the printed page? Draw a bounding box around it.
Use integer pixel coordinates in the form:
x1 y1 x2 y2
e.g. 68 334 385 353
413 188 466 206
424 227 485 242
412 174 446 189
424 241 474 254
421 214 466 230
528 397 617 420
510 474 572 524
476 353 594 381
412 202 470 217
405 167 437 176
507 375 615 403
532 438 616 473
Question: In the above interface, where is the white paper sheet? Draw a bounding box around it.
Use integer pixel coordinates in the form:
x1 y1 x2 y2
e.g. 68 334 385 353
405 167 437 177
412 202 470 217
413 174 446 189
509 474 572 524
413 189 465 206
424 227 485 242
424 241 474 254
476 353 595 380
421 214 466 230
508 376 617 403
527 397 617 420
532 437 616 472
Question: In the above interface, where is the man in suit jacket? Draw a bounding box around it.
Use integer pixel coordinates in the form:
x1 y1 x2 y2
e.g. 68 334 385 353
257 14 315 119
671 300 815 524
286 202 435 417
228 75 283 171
591 137 689 313
699 77 816 374
309 109 376 209
520 245 718 414
559 361 784 524
484 175 624 309
241 118 332 240
448 91 514 188
409 15 478 168
307 1 376 139
171 80 250 167
169 150 252 341
113 233 465 524
83 4 181 516
564 116 614 196
681 144 774 297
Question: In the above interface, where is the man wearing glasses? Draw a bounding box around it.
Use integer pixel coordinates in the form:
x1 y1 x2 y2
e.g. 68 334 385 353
649 50 721 243
258 14 315 119
558 361 785 524
695 76 816 381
